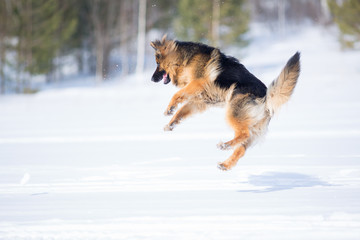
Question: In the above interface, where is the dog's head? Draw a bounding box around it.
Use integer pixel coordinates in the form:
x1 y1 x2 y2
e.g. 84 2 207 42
150 35 178 85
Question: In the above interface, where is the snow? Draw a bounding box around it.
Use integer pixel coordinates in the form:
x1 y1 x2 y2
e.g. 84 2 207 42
1 26 360 239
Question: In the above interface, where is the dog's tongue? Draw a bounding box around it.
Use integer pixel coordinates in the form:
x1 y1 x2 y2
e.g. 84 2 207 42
163 73 170 84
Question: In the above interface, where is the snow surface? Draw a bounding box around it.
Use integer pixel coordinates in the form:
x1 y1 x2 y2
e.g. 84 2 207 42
1 26 360 239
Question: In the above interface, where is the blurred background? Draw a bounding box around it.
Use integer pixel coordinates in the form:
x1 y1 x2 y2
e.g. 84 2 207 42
0 0 358 94
0 2 360 238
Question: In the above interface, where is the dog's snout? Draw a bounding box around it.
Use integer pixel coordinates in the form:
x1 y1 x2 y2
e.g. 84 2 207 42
151 67 166 83
151 75 159 82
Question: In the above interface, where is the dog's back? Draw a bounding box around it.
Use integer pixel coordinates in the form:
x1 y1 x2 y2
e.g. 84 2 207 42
215 53 267 98
175 41 268 99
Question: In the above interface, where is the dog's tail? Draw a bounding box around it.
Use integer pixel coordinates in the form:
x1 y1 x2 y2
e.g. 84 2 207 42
266 52 300 116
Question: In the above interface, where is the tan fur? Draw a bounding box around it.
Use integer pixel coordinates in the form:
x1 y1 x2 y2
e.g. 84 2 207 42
266 56 300 116
151 36 300 171
218 145 246 170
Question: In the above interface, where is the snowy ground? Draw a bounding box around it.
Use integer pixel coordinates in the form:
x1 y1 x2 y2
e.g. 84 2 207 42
1 26 360 239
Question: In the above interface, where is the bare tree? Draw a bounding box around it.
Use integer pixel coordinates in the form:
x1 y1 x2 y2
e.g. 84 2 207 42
90 0 103 82
277 0 286 34
211 0 220 47
90 0 119 83
0 0 11 94
119 0 131 76
135 0 147 75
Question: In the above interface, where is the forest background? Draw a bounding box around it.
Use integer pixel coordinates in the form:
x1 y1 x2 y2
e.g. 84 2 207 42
0 0 358 94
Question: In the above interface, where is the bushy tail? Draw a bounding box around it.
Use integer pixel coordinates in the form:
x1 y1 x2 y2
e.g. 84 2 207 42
266 52 300 116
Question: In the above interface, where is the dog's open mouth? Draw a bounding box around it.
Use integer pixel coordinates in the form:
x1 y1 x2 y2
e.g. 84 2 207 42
163 73 170 84
151 68 171 84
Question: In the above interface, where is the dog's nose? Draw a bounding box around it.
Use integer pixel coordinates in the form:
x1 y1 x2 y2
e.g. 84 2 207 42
151 68 165 83
151 74 162 82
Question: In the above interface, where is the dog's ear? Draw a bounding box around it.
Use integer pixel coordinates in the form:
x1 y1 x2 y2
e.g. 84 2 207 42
161 34 168 44
150 38 164 50
150 41 157 50
151 35 169 51
167 40 176 52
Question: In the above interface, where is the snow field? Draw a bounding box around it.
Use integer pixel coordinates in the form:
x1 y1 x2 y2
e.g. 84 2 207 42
0 26 360 239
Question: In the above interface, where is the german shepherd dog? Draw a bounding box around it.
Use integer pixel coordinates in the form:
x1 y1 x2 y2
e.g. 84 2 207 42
150 35 300 171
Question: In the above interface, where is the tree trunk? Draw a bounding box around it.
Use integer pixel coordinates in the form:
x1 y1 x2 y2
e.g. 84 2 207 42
135 0 146 75
320 0 331 24
91 0 104 83
0 2 7 94
119 0 129 76
0 42 5 94
103 40 111 80
95 35 104 83
277 0 285 34
26 0 32 88
212 0 220 47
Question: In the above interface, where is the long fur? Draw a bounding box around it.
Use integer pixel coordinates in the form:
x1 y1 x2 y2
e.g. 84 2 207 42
266 52 301 116
150 36 301 170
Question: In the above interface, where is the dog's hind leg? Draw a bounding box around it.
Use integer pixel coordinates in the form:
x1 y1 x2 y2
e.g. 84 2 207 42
217 107 251 170
217 126 250 150
218 145 246 171
217 93 254 150
217 111 251 150
164 101 206 131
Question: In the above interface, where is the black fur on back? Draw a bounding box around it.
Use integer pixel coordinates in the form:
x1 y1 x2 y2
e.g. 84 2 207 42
175 41 267 98
175 41 215 57
215 53 267 98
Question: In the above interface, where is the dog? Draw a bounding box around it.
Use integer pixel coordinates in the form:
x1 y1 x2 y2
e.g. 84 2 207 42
150 35 300 171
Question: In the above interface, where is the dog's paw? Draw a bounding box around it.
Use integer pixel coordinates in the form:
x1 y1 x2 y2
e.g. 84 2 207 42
217 162 229 171
164 106 175 116
164 124 174 131
217 142 231 150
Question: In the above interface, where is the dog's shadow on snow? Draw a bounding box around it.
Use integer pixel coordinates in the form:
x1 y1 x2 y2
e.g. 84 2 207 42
238 172 331 193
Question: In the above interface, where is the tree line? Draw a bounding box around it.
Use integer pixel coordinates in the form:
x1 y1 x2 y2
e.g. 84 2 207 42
0 0 358 94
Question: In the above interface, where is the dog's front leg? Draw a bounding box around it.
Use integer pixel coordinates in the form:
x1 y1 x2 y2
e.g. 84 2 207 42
164 79 206 116
164 89 187 116
164 101 206 131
